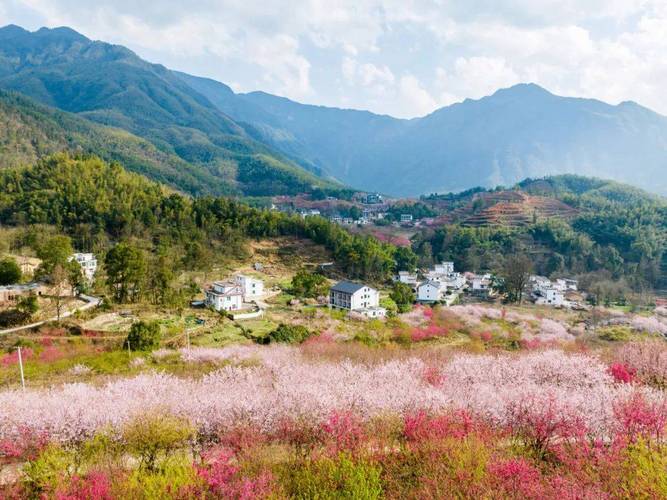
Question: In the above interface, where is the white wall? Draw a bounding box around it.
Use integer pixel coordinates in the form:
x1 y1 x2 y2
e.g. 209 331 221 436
351 287 379 310
331 286 379 310
418 283 442 302
206 290 243 311
236 275 264 298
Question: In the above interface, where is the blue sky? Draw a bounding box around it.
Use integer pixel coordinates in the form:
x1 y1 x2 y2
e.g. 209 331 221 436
2 0 666 118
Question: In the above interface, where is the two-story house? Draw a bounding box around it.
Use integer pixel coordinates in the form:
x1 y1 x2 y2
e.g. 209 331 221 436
417 280 446 303
70 253 98 282
205 281 243 311
329 281 385 318
235 275 264 299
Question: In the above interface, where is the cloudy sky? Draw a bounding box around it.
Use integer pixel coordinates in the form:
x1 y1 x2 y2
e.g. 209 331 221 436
2 0 667 118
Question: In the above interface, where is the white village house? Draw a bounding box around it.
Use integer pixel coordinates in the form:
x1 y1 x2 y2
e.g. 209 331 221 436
70 253 98 282
417 261 466 304
432 261 454 275
534 287 565 307
425 261 465 288
235 275 264 298
205 275 265 312
395 271 419 287
469 273 493 295
205 281 243 311
553 278 578 292
329 280 386 318
417 280 446 302
529 275 576 307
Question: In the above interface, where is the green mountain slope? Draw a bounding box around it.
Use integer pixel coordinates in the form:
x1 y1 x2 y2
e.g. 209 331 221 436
0 89 229 195
0 25 342 197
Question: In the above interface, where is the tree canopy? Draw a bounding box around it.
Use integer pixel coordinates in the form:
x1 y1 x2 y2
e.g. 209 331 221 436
0 257 21 285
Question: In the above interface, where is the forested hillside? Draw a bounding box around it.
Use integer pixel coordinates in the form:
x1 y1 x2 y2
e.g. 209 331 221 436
0 25 342 197
414 176 667 296
0 90 230 195
0 154 412 292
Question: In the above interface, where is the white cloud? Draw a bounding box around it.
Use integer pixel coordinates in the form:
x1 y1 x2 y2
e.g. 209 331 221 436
399 74 437 115
359 63 395 87
436 57 520 105
341 57 394 87
246 34 312 98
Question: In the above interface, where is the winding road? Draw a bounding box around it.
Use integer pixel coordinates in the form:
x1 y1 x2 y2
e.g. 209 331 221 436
0 294 101 335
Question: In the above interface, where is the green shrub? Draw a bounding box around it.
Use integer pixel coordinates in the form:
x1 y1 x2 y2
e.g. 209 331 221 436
599 326 631 342
20 444 75 497
380 297 398 317
618 439 667 498
354 331 381 346
291 270 329 298
17 294 38 315
122 415 194 472
121 454 200 499
265 323 313 344
126 321 162 351
0 256 22 285
281 453 382 499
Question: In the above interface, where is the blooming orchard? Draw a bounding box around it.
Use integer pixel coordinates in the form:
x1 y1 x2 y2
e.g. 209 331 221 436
1 347 663 444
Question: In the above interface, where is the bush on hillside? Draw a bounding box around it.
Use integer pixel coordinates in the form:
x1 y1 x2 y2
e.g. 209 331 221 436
290 270 329 299
0 257 21 285
0 309 31 328
390 282 415 313
126 321 161 351
263 324 313 344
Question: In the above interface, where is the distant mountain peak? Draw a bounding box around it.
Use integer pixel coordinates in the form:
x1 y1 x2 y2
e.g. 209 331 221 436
35 25 89 41
489 82 554 100
0 24 29 38
0 24 89 44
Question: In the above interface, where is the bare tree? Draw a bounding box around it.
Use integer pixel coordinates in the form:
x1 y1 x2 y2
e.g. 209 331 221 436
51 264 68 322
499 255 533 303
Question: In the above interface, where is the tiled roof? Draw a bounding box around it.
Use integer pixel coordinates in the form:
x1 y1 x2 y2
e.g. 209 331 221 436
330 281 366 294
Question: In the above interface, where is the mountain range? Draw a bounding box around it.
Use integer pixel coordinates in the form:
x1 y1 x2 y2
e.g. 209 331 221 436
213 83 667 197
0 24 340 197
1 24 667 197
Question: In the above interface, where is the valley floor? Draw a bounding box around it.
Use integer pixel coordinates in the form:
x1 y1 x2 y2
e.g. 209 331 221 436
1 298 666 497
1 239 667 498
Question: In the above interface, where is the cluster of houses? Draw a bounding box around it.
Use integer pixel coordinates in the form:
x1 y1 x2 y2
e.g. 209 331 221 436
529 275 578 307
272 192 427 228
324 262 494 315
203 273 388 319
397 261 470 305
0 252 98 306
204 275 265 312
329 208 388 227
394 261 581 309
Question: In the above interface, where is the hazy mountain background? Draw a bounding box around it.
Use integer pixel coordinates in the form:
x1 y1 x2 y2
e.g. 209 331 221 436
1 24 667 198
198 82 667 197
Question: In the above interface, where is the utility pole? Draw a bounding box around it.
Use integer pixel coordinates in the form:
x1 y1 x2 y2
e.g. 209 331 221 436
17 347 25 391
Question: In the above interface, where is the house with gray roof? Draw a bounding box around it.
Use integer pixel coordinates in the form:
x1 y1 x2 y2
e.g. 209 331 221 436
329 280 385 318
